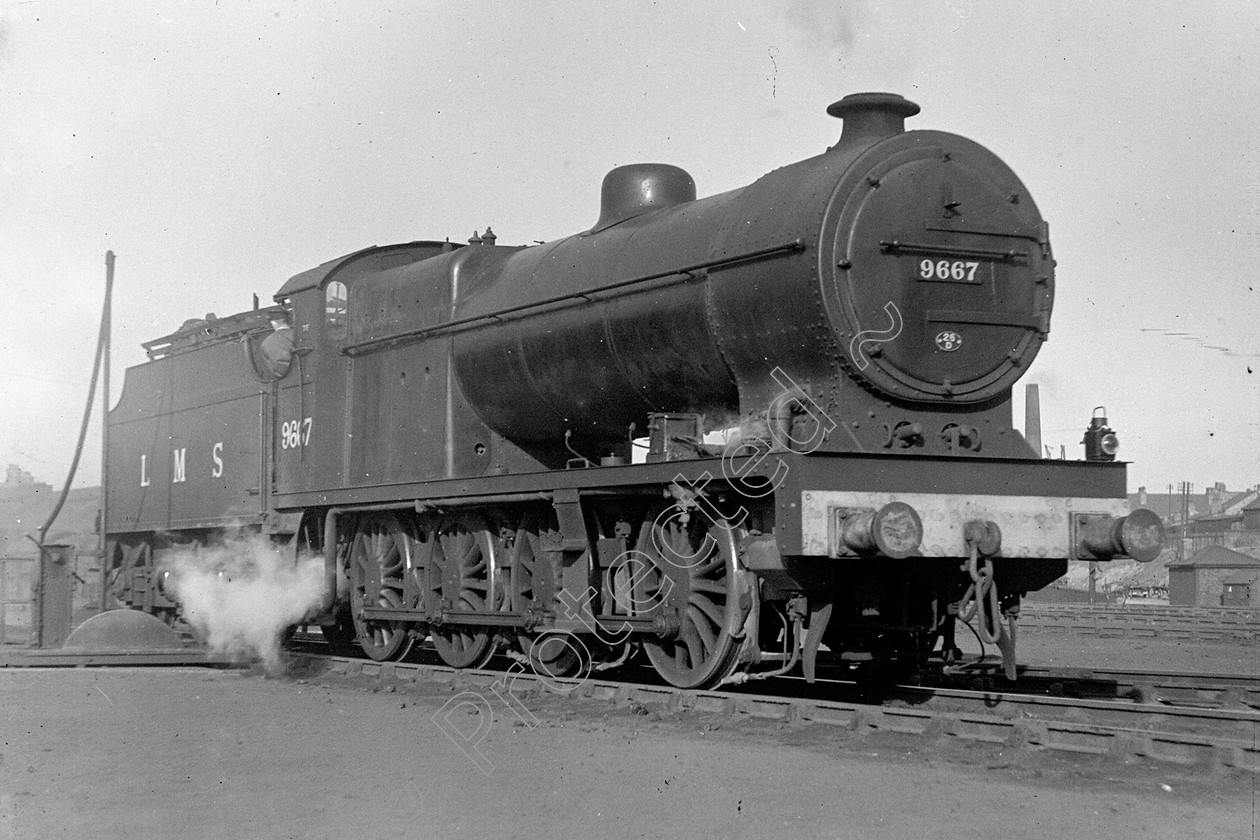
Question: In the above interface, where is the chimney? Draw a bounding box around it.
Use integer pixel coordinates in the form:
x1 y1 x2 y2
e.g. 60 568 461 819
1024 384 1042 457
1138 486 1147 506
1207 482 1227 515
825 92 920 154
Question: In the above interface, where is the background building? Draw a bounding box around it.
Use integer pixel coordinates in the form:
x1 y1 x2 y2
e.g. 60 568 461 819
1167 546 1260 607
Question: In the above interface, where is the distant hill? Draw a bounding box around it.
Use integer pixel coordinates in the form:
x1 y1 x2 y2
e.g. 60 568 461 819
0 484 100 558
1059 552 1173 591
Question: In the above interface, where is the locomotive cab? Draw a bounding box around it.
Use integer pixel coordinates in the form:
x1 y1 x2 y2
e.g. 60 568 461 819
270 240 479 497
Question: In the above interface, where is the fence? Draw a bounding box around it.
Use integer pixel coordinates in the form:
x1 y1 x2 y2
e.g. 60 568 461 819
1020 602 1260 645
0 553 102 646
0 557 34 645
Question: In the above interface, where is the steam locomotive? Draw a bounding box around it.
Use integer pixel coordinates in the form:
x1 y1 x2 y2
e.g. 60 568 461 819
103 92 1163 688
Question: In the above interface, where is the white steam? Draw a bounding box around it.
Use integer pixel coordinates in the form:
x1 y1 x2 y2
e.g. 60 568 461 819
778 0 860 53
164 534 325 673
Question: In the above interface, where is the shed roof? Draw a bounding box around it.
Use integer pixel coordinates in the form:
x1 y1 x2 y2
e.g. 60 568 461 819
1219 488 1260 517
1167 545 1260 569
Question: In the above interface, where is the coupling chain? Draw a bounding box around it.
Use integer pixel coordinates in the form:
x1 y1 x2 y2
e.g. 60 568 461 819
958 544 1005 646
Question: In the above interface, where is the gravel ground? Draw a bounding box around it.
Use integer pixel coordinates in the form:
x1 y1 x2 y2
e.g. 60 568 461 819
1 632 1255 840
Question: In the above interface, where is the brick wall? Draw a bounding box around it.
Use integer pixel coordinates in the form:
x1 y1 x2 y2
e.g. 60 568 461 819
1193 567 1258 607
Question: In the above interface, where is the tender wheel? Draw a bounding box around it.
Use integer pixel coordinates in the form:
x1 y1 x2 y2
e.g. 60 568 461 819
427 515 498 669
348 513 414 662
509 512 583 678
108 538 153 610
634 504 744 689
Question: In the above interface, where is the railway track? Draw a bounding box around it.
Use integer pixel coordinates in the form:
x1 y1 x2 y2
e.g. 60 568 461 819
5 624 1255 773
3 626 1255 773
0 647 230 668
934 662 1260 711
284 641 1260 775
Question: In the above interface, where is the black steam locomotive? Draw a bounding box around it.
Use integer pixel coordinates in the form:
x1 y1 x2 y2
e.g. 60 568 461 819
103 93 1163 687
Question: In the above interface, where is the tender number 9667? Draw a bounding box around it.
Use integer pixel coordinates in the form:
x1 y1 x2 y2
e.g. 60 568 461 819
281 418 312 449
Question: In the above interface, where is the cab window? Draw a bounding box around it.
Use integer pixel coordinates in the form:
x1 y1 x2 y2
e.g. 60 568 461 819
325 280 348 340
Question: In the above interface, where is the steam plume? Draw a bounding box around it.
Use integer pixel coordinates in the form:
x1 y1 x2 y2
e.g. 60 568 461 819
165 533 325 673
778 0 860 53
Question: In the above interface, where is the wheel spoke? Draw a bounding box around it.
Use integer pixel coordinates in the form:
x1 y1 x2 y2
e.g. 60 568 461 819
689 577 727 594
691 557 725 579
430 516 496 669
680 623 705 667
639 505 742 689
689 591 724 630
349 514 414 662
510 513 585 678
687 604 717 653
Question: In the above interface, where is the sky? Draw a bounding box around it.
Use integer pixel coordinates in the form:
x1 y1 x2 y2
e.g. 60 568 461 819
0 0 1257 494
